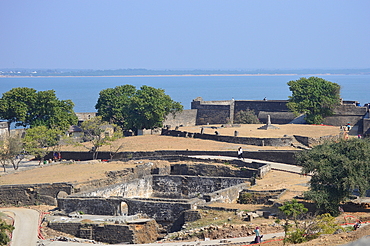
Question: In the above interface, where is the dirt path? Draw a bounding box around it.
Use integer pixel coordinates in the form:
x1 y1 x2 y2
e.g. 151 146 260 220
0 208 39 246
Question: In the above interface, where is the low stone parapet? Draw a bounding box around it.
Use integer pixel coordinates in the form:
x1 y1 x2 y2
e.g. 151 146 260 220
162 128 293 147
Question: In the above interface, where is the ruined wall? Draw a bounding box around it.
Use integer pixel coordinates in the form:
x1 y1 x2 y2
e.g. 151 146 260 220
162 129 293 147
257 111 295 124
0 183 73 206
170 163 258 178
0 122 7 139
58 197 122 215
323 105 367 132
294 134 343 147
48 219 158 244
234 100 293 124
238 189 287 204
151 175 251 199
163 109 197 128
187 99 368 130
203 183 250 203
57 197 198 232
234 100 289 113
78 176 153 198
72 163 153 194
197 107 231 125
363 118 370 136
45 150 299 164
191 99 233 125
190 99 295 125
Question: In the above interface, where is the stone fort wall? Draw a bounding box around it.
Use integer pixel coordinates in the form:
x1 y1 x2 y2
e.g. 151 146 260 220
0 183 73 206
190 98 295 125
167 98 370 135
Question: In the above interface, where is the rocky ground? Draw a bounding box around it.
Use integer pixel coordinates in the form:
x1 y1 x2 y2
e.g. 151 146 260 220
3 123 368 245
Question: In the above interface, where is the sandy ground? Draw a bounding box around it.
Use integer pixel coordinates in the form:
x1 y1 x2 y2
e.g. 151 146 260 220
60 124 343 152
0 159 171 185
0 123 341 187
178 123 341 138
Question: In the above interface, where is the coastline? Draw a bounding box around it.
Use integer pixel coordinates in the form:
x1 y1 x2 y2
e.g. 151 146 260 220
0 73 362 78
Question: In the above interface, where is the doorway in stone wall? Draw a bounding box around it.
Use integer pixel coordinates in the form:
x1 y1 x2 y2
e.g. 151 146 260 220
120 202 128 215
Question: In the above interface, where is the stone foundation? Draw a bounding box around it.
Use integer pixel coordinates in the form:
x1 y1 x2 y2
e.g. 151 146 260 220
48 219 159 244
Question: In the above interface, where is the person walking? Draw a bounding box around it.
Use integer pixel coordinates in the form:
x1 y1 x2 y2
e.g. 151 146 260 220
237 147 243 159
254 226 263 243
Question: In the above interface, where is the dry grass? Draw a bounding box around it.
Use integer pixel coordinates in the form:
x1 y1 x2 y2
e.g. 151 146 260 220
0 124 340 186
60 123 343 152
178 123 341 138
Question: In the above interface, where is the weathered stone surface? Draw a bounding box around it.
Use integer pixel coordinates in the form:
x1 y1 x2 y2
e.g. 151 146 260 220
49 219 159 244
0 183 73 206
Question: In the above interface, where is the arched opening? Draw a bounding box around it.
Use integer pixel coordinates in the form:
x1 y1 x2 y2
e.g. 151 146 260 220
120 202 128 215
56 190 68 199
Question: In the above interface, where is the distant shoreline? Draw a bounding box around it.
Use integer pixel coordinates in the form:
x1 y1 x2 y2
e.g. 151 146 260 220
0 73 365 78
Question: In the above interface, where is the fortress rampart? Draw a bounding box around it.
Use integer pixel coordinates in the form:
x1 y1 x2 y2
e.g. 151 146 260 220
164 97 369 135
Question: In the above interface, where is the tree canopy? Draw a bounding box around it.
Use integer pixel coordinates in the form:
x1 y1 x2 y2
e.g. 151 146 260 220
287 77 341 124
23 125 62 164
80 116 122 159
0 219 14 246
298 138 370 215
95 85 183 132
0 87 77 131
0 134 25 171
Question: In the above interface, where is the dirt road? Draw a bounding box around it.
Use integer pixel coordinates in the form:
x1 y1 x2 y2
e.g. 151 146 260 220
0 208 39 246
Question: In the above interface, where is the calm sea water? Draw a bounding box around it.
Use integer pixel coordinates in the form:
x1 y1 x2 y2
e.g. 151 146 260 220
0 75 369 112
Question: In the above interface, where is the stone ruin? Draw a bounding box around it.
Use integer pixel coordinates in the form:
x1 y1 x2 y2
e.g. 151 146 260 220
38 157 271 244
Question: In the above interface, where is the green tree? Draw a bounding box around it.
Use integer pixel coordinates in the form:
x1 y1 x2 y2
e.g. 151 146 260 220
95 85 136 128
0 134 25 171
298 138 370 216
80 116 122 159
277 199 308 244
0 219 14 246
29 90 78 131
95 85 183 132
127 85 183 131
23 126 61 164
0 87 37 132
234 109 260 124
287 77 341 124
0 87 78 131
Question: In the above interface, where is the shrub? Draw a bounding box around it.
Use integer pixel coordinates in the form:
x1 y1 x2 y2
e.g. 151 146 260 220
234 109 260 124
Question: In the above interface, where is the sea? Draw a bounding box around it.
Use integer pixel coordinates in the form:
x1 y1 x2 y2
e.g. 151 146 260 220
0 75 369 112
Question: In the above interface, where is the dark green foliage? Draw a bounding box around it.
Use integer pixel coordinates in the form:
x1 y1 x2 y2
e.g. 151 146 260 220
95 85 183 132
234 109 260 124
24 126 61 163
277 199 308 244
0 219 14 245
80 116 123 159
279 199 308 224
95 85 136 128
238 192 254 204
285 228 307 244
0 87 77 131
298 138 370 216
287 77 341 124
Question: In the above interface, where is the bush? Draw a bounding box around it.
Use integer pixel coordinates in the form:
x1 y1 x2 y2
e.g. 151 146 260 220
234 109 260 124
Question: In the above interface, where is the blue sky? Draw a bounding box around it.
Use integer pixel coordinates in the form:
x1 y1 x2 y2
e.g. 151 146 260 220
1 1 369 70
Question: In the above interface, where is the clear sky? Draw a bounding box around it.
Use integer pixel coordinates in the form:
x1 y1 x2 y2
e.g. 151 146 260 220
1 0 369 70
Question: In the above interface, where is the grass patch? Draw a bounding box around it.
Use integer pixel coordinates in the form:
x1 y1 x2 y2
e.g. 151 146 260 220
185 209 245 229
